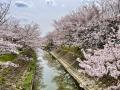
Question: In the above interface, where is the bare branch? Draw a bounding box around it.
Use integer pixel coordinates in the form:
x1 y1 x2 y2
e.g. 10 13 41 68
0 2 11 26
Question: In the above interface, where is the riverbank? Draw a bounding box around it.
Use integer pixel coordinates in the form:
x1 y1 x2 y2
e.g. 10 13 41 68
49 46 105 90
0 48 37 90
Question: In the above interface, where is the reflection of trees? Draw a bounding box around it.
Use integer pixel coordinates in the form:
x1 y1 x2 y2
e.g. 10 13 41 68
44 53 79 90
33 60 45 90
53 70 79 90
43 53 60 68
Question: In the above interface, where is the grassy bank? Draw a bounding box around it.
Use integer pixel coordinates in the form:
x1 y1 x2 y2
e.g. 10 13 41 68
22 48 37 90
0 54 17 62
0 48 37 90
53 45 84 68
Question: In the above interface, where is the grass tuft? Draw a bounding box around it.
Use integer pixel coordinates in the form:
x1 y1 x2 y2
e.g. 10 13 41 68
0 54 17 62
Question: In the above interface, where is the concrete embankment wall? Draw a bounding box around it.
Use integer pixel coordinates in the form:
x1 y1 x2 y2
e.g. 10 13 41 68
50 51 103 90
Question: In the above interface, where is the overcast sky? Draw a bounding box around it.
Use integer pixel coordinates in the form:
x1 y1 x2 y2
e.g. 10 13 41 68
0 0 90 36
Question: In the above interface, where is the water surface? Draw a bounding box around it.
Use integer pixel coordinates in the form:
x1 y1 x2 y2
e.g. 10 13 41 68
37 50 80 90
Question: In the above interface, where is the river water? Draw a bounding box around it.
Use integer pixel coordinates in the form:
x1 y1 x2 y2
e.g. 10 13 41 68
37 50 80 90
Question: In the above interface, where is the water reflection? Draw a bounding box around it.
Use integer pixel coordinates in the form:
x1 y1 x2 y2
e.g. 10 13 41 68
38 51 58 90
33 50 46 90
43 52 79 90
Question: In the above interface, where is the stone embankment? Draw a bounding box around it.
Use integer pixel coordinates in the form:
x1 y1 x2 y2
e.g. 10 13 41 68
50 52 103 90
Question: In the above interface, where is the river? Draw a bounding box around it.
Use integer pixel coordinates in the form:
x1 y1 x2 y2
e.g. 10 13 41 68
36 49 81 90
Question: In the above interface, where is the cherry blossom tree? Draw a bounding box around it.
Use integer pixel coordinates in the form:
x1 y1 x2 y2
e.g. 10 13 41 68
51 3 102 48
96 0 120 18
0 3 41 54
43 0 120 89
51 0 120 49
0 2 20 54
0 39 22 55
10 23 41 48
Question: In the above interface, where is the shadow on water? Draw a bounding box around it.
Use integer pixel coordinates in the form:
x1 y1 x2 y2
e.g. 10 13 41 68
42 52 84 90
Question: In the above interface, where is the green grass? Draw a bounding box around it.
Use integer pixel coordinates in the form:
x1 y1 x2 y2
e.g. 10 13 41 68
0 54 17 62
58 45 85 60
0 76 5 84
22 48 36 90
0 48 37 90
23 71 33 90
23 61 36 90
